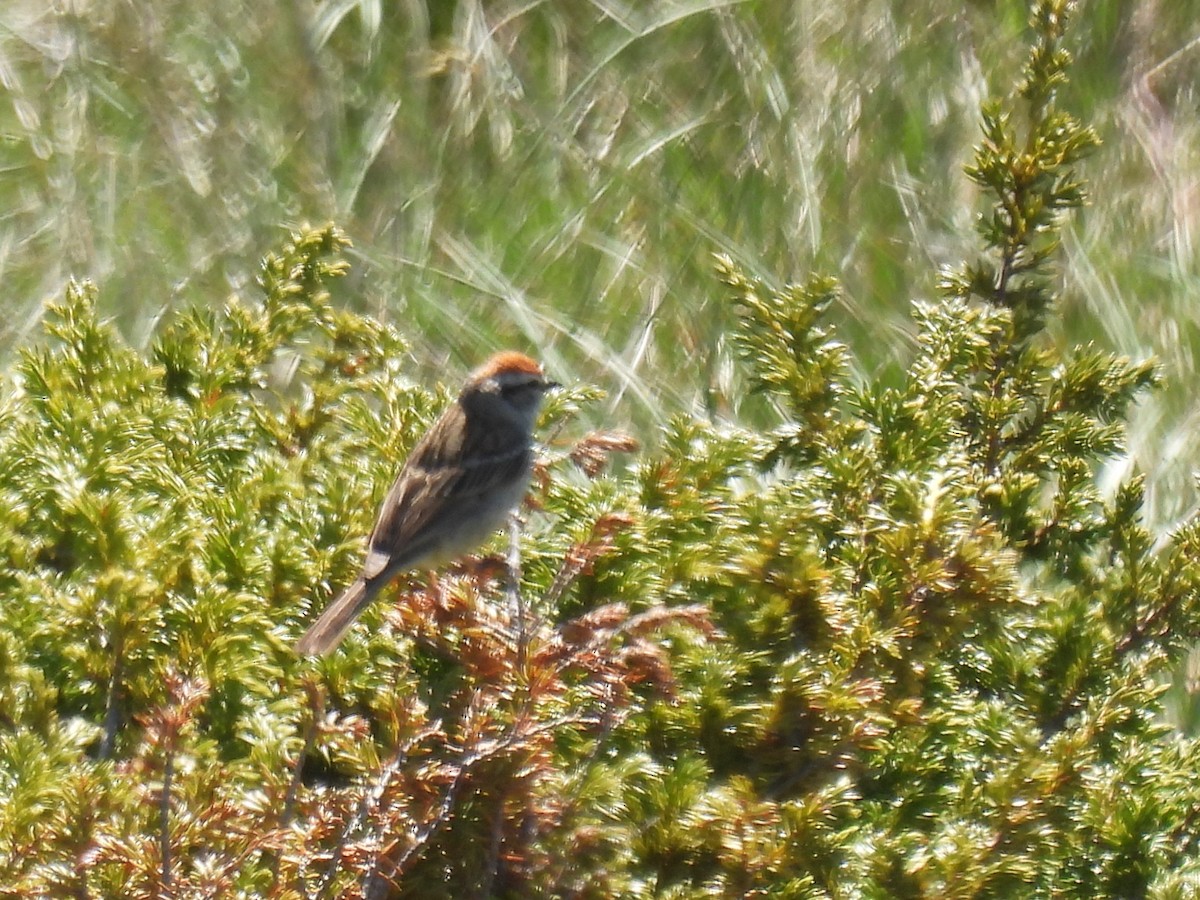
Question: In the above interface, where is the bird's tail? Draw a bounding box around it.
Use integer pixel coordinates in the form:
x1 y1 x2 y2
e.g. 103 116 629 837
295 578 378 656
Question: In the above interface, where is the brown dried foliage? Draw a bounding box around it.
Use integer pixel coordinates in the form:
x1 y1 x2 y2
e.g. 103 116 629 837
280 516 710 897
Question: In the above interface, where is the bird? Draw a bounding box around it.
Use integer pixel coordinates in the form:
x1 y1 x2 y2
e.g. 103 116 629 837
295 351 557 655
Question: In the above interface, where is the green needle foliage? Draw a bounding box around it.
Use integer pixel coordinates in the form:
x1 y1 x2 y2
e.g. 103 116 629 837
0 1 1198 897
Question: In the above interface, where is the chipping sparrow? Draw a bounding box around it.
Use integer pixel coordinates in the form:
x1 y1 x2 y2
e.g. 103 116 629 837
295 351 557 655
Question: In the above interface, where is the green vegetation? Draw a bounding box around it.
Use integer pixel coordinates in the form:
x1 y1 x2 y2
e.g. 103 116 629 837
1 0 1199 896
1 1 1197 502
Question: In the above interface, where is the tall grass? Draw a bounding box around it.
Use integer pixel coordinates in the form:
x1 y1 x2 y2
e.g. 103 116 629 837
0 0 1197 519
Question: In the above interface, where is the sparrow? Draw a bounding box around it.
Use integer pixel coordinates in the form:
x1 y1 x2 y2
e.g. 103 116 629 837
295 351 556 655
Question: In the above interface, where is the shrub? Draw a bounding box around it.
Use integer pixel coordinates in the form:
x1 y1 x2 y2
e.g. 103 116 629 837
0 1 1197 897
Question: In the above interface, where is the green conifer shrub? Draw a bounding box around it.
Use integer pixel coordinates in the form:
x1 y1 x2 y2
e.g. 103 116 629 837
0 1 1197 897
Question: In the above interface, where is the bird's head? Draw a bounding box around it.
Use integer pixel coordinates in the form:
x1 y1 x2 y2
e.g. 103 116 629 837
461 351 558 428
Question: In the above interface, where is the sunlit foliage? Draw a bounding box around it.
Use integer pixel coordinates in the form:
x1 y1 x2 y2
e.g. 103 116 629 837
0 3 1198 897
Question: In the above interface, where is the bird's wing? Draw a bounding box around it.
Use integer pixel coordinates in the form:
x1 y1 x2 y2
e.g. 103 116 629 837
361 406 532 581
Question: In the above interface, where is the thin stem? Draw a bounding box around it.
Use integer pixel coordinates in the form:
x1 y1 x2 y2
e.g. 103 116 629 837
359 755 407 900
159 726 175 887
477 786 509 900
268 681 323 891
373 714 591 889
315 724 438 900
508 512 527 674
281 683 323 832
99 629 124 760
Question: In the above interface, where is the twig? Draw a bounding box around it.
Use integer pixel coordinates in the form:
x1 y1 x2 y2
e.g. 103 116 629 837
358 754 408 900
146 672 207 892
313 724 439 900
315 781 385 899
508 512 527 674
160 733 174 888
268 680 324 891
477 785 509 900
371 713 594 892
282 682 324 831
372 751 472 894
99 629 124 760
542 548 585 612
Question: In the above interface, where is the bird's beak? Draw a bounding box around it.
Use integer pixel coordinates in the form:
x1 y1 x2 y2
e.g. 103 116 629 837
542 379 562 391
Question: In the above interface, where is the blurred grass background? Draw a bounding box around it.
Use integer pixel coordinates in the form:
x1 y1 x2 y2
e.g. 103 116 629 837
0 0 1197 527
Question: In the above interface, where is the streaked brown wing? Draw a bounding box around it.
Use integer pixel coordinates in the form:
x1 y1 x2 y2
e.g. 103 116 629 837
361 404 531 580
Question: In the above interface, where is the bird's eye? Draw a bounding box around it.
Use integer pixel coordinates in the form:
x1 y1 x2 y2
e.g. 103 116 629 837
502 379 541 397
